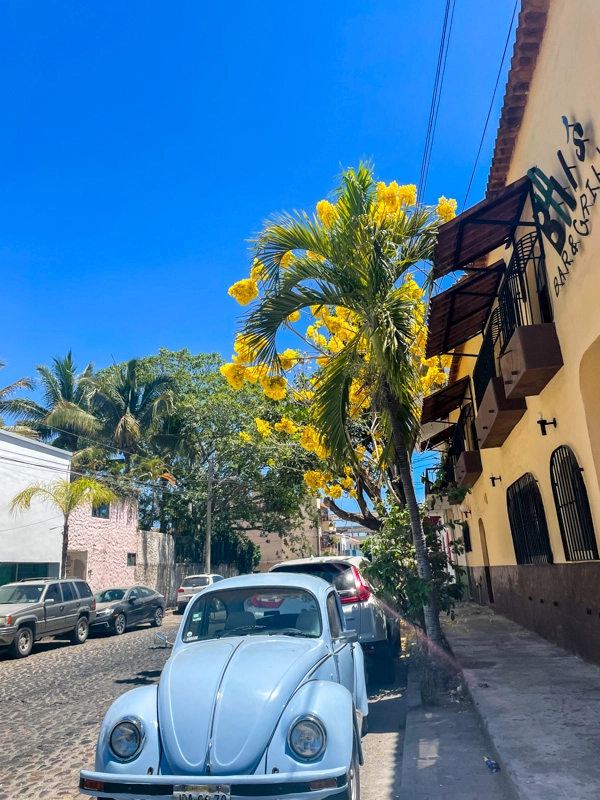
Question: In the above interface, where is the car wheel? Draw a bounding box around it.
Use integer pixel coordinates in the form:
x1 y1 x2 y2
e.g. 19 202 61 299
151 607 164 627
347 739 360 800
70 616 89 645
8 625 34 659
114 613 127 635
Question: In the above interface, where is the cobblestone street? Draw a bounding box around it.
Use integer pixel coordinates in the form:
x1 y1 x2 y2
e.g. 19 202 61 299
0 614 181 800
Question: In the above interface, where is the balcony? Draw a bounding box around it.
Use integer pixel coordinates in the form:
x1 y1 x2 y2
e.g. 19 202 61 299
451 403 483 488
475 377 527 449
500 323 563 399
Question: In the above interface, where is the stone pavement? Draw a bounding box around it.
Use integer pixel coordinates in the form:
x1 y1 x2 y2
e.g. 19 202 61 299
400 653 513 800
443 603 600 800
0 614 179 800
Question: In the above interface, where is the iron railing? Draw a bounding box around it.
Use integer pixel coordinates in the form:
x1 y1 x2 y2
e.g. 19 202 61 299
506 473 554 565
422 455 456 497
452 402 478 456
550 445 599 562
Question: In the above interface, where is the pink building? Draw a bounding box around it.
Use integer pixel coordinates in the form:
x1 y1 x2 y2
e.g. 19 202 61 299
66 499 139 592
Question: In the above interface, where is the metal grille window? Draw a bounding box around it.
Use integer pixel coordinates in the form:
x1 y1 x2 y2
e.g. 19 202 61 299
506 473 554 565
550 446 599 561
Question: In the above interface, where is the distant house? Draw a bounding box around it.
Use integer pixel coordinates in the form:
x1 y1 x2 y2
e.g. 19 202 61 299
0 429 71 585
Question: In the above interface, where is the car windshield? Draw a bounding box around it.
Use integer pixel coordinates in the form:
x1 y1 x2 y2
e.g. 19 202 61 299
0 584 45 604
272 562 356 592
182 586 322 642
94 589 126 603
182 576 210 588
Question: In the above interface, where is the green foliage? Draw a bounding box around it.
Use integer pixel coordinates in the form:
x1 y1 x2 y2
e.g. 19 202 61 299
363 504 464 628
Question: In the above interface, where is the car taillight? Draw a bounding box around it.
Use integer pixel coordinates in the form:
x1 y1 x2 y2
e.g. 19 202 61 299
339 566 371 605
177 588 185 593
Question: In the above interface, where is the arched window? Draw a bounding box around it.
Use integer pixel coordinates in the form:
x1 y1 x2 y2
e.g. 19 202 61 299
550 445 598 561
506 473 553 565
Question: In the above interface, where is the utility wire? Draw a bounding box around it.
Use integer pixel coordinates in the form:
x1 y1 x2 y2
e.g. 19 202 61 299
462 0 520 211
417 0 456 203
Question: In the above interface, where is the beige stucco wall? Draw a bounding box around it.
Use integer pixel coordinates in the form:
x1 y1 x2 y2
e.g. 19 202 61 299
67 500 138 591
462 0 600 568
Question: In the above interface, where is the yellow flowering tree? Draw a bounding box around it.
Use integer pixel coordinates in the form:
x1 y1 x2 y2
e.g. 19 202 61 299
225 162 456 644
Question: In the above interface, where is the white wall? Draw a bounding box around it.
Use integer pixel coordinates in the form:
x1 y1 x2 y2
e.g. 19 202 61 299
0 429 71 568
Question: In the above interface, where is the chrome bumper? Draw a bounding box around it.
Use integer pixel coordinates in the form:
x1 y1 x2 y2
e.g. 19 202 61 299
79 768 347 800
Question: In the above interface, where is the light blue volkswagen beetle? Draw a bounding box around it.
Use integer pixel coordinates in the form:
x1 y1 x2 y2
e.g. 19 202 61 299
79 573 368 800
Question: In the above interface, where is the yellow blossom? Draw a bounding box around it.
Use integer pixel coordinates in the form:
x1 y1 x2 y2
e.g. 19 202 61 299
349 489 358 499
220 363 246 390
294 388 315 403
440 354 453 369
322 313 344 336
316 199 338 228
310 305 326 318
274 417 298 435
306 325 328 348
398 184 417 207
267 458 276 467
239 431 252 443
278 348 300 371
304 470 328 491
314 440 330 460
340 476 354 491
255 418 272 438
281 251 295 269
260 375 287 401
244 365 266 383
437 196 458 222
228 278 259 306
316 355 330 367
327 484 343 499
250 259 268 281
286 310 301 323
376 181 401 215
300 425 319 452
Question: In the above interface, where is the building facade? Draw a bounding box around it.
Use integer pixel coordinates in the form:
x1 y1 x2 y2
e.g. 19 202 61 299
421 0 600 663
0 429 71 585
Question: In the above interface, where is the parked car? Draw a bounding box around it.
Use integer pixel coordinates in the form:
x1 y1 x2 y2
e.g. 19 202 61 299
91 586 165 635
79 573 367 800
270 556 399 683
0 578 96 659
176 573 224 613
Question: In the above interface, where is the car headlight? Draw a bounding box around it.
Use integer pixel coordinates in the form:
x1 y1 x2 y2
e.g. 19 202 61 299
0 615 13 625
108 717 144 761
96 608 112 616
288 715 326 761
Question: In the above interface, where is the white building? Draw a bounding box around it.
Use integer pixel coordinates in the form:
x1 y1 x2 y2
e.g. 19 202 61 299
0 429 72 585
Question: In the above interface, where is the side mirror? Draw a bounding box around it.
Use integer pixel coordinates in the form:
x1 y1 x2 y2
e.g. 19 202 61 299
154 631 174 648
129 597 137 604
44 598 55 606
337 629 358 643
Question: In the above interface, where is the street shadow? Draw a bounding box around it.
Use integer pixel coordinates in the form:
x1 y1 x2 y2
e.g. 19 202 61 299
366 656 409 734
114 669 162 686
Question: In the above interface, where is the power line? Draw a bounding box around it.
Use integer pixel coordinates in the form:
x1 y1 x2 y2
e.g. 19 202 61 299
417 0 456 203
462 0 519 211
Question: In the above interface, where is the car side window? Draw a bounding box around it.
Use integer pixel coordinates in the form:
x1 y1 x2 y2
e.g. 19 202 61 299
74 582 92 598
326 593 343 639
213 575 224 582
45 583 62 603
61 582 75 602
129 588 140 600
139 587 152 598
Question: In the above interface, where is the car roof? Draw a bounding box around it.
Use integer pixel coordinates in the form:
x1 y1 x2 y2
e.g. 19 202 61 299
206 571 334 601
270 555 367 569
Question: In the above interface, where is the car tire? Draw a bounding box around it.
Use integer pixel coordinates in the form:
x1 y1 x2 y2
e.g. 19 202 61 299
70 616 89 645
114 613 127 635
8 625 34 659
347 739 361 800
151 607 164 627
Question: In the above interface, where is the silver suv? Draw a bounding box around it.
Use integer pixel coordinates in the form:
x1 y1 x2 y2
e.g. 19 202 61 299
270 556 399 682
176 573 224 613
0 578 96 659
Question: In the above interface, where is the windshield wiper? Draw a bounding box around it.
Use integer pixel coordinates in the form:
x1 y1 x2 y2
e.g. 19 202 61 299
268 628 313 637
219 625 266 638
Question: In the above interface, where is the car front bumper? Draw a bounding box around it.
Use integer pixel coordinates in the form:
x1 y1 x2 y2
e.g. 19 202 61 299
90 614 117 629
79 768 348 800
0 625 17 646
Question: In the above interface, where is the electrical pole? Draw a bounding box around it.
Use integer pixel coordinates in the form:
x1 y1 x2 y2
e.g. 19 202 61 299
205 458 213 574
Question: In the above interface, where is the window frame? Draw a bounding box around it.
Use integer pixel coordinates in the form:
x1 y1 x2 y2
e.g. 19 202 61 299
550 445 599 562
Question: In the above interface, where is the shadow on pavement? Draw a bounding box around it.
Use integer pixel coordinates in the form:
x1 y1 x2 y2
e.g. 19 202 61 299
114 669 162 686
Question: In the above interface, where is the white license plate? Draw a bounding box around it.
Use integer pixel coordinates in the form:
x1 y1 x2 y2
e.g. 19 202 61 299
173 785 230 800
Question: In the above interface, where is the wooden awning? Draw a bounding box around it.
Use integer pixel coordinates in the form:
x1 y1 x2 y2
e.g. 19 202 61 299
433 175 531 278
419 424 455 452
420 376 470 425
425 260 505 358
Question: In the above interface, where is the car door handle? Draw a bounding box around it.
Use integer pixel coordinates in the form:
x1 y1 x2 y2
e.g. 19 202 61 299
59 605 65 611
76 602 81 607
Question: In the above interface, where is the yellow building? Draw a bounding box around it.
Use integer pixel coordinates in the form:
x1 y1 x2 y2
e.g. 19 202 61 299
422 0 600 663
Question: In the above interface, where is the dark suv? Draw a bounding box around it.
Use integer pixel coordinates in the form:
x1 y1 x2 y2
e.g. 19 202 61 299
0 578 96 659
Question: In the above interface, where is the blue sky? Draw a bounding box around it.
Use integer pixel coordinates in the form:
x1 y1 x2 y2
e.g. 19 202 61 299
1 1 518 495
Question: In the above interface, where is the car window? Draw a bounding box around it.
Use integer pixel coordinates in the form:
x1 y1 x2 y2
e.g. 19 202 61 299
45 583 62 603
212 575 224 582
182 576 210 588
326 592 343 638
272 562 353 587
182 587 322 642
94 589 126 603
139 587 153 598
74 582 92 598
61 582 76 602
0 584 45 604
129 588 140 600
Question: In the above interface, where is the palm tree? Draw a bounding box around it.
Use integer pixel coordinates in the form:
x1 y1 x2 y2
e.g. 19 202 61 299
0 360 35 435
1 352 100 450
242 163 444 643
86 359 175 469
10 477 117 577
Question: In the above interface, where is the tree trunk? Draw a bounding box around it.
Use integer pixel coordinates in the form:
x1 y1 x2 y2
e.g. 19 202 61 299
385 388 443 645
61 519 69 579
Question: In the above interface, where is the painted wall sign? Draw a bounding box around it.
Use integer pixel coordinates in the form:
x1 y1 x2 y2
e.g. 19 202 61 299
527 115 599 297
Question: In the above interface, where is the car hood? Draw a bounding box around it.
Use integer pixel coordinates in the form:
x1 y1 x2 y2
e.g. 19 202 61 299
0 602 37 616
95 601 121 611
158 635 328 775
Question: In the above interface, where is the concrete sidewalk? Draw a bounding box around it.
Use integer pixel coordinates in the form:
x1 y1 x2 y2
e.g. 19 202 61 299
443 603 600 800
